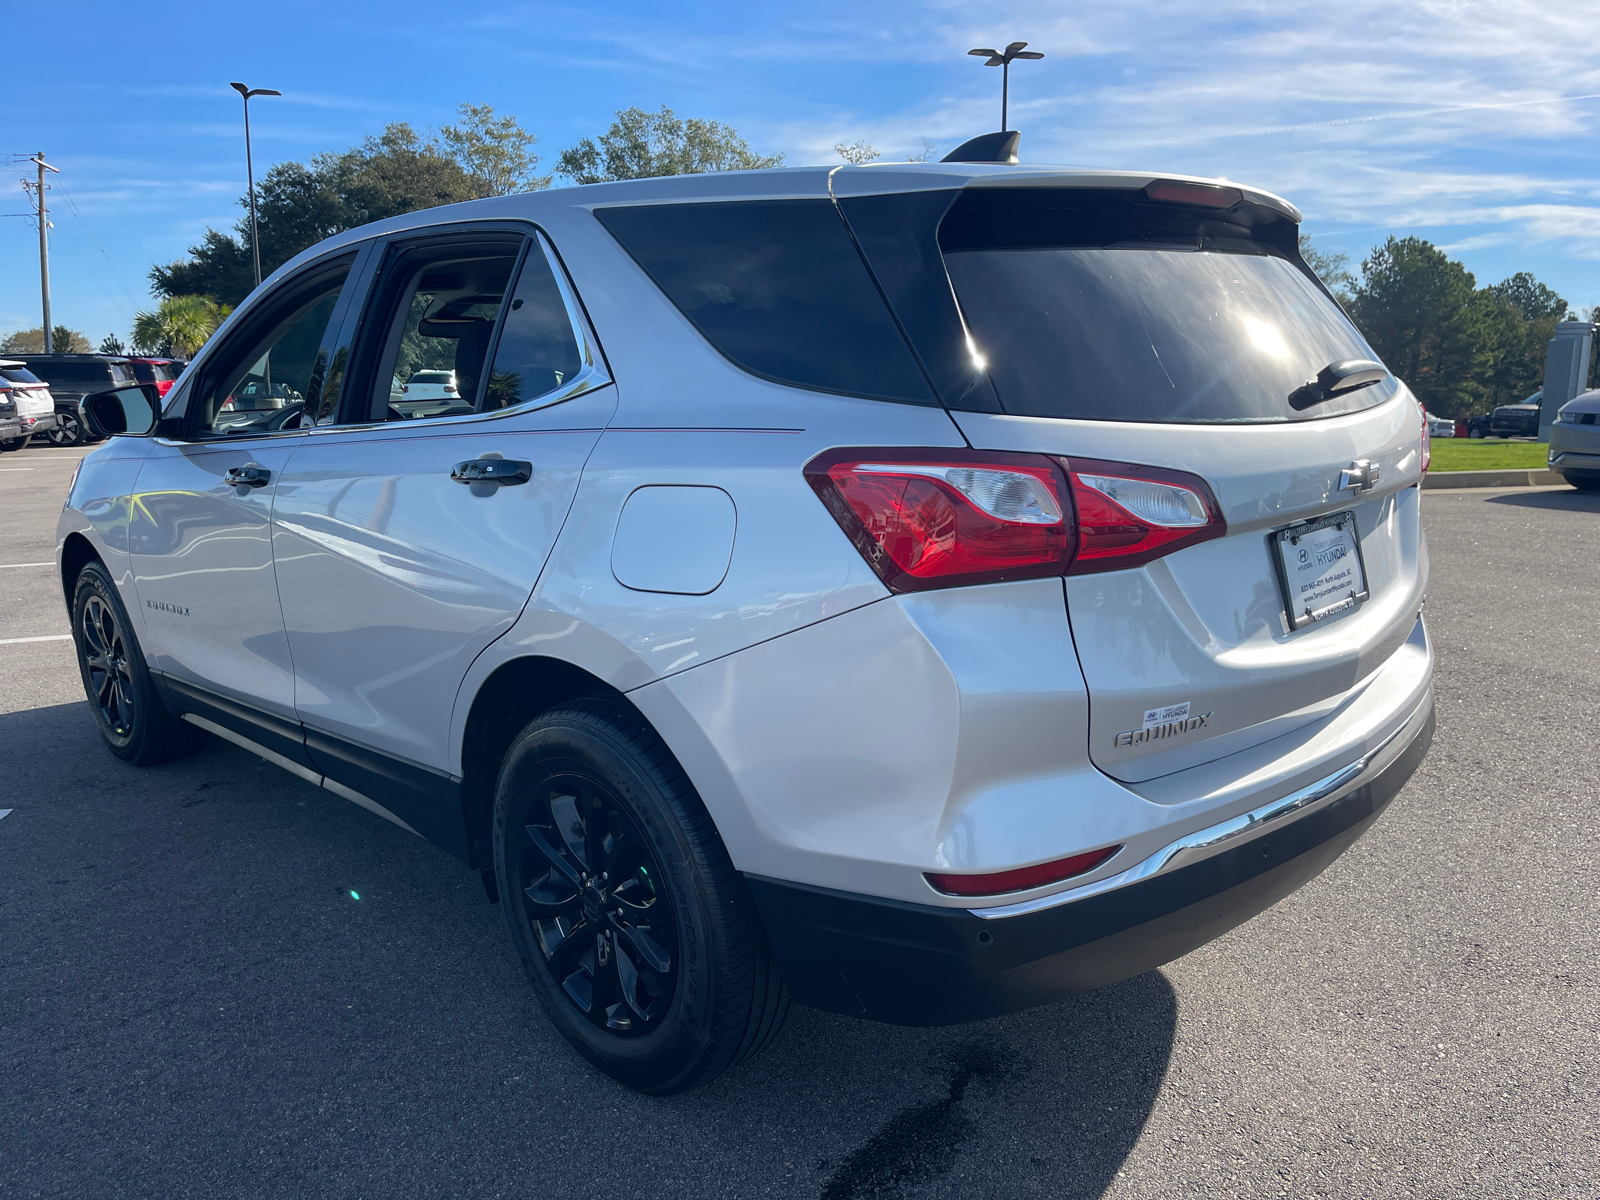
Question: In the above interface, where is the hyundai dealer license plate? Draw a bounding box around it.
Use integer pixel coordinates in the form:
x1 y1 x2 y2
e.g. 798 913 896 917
1273 511 1369 630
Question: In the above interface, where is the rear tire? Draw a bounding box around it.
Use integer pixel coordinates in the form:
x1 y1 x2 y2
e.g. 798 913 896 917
71 561 206 765
1566 474 1600 492
0 435 28 452
45 410 87 447
493 699 789 1094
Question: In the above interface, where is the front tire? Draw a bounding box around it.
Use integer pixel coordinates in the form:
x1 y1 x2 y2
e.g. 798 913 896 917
71 562 206 765
493 699 789 1094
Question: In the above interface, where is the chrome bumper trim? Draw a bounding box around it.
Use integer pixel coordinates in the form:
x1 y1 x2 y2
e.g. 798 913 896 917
972 689 1433 920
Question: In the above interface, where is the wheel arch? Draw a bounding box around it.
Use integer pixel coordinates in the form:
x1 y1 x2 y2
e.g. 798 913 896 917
59 531 102 611
457 655 645 872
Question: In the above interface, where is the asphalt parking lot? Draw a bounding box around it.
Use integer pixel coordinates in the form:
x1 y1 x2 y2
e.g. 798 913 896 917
3 441 1597 1199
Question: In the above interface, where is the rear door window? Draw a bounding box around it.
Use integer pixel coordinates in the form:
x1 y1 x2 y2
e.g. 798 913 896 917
940 189 1397 424
596 199 934 404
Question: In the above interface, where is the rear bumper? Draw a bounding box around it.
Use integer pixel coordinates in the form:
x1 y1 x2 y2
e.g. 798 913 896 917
21 413 59 433
747 695 1433 1026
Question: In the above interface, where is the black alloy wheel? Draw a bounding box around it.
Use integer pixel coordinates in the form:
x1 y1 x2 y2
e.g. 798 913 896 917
71 561 206 765
517 771 678 1035
80 592 136 738
46 409 86 446
494 701 790 1093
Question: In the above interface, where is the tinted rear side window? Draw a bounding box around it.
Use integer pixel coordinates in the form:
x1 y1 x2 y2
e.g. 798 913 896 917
24 362 108 385
0 368 44 385
942 189 1396 424
597 199 934 404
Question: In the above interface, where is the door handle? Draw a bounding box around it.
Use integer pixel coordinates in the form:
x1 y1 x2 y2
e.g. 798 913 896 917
451 458 532 486
225 465 271 488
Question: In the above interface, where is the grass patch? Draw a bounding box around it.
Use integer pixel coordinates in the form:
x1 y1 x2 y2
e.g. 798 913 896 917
1430 439 1548 471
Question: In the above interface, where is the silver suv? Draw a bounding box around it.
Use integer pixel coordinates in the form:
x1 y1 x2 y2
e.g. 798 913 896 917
59 163 1434 1094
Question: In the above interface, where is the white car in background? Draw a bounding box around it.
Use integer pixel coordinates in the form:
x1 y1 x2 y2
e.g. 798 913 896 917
1423 409 1455 439
0 360 61 449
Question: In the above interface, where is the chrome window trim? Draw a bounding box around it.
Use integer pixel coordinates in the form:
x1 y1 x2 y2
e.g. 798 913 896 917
313 229 610 437
971 688 1434 919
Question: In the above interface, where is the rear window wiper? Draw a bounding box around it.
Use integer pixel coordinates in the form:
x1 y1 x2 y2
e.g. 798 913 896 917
1289 359 1389 410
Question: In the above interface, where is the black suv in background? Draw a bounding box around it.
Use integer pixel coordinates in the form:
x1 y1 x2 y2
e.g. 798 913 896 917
10 355 136 446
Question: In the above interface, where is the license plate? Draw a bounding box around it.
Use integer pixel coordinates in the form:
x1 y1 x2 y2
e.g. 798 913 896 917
1272 511 1368 630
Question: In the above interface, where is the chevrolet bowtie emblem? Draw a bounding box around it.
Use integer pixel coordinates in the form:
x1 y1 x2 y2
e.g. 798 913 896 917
1338 459 1380 493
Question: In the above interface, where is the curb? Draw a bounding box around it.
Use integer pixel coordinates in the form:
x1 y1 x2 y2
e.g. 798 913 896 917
1422 468 1564 490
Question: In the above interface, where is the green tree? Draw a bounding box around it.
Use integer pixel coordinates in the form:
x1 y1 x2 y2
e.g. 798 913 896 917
836 139 880 165
0 325 91 353
438 102 551 195
1298 234 1356 307
1347 236 1492 418
99 333 127 355
1489 272 1568 323
151 108 539 309
558 106 783 183
132 295 230 358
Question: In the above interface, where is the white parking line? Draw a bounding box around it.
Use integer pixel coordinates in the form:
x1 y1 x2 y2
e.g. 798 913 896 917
0 634 71 645
0 562 53 569
0 468 36 472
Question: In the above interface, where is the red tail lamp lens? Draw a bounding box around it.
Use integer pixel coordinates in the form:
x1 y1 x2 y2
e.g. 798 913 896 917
1062 457 1225 574
927 845 1122 897
805 449 1075 592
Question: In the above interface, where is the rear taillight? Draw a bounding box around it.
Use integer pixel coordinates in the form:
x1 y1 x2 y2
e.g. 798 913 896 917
926 844 1122 896
806 449 1225 591
1060 457 1225 573
804 449 1075 592
1420 404 1431 474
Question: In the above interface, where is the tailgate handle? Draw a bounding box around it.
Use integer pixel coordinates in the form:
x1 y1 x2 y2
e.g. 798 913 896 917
451 458 532 486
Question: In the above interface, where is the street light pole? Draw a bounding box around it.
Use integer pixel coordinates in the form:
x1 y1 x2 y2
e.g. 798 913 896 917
967 42 1045 132
230 81 281 290
27 152 59 352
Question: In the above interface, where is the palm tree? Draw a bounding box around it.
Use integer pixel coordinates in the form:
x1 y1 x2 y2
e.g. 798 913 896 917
131 295 229 358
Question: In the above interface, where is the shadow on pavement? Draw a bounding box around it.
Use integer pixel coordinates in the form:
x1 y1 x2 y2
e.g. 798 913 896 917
0 698 1176 1200
1486 488 1600 511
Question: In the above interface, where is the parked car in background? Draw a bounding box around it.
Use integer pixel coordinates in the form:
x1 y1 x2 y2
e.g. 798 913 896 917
1462 414 1493 438
0 389 20 446
126 357 182 397
1423 410 1455 438
1488 392 1542 439
10 354 135 446
1549 390 1600 491
60 162 1434 1094
0 360 61 449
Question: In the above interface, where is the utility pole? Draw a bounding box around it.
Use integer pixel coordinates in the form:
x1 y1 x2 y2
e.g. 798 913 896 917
27 152 59 352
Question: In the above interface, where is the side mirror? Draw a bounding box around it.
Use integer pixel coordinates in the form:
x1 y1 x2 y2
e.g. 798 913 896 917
82 384 163 437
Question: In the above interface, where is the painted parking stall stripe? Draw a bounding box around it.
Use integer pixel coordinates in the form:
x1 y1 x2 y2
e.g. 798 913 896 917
0 634 71 645
0 562 53 569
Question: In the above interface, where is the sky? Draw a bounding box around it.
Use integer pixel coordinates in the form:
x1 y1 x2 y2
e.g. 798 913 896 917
4 0 1600 346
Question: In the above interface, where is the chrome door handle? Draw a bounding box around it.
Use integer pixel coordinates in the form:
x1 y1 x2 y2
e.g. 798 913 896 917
225 465 271 488
451 458 532 486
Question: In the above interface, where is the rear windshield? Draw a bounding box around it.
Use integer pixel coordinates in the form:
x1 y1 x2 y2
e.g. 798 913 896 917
0 367 44 385
596 199 934 405
941 193 1396 424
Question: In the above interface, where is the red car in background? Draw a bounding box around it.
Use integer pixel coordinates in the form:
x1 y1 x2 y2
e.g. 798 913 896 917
126 358 183 397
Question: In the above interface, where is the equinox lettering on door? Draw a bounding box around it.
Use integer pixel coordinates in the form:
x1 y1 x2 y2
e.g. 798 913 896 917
145 600 190 617
1114 712 1212 748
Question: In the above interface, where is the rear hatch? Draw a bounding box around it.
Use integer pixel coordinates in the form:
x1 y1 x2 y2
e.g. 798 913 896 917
848 180 1427 782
